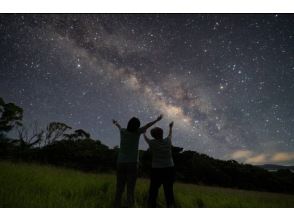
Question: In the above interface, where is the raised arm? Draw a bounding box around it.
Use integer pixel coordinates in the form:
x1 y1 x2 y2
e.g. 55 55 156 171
139 114 163 133
112 119 121 130
168 121 174 138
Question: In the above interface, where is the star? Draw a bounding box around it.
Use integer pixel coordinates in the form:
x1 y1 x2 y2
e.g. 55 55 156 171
0 14 293 164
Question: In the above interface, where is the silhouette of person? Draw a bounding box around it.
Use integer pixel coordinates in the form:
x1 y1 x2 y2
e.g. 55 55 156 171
144 121 175 208
112 115 163 207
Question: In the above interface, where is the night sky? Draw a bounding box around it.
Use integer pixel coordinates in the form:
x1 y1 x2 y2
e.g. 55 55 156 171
1 14 294 165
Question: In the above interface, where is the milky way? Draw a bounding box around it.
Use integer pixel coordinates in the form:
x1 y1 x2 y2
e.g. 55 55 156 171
1 14 294 165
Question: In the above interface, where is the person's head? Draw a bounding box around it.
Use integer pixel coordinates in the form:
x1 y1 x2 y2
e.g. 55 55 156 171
127 117 141 132
150 127 163 140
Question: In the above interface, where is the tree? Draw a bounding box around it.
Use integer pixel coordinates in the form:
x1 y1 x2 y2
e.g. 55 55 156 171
64 129 90 141
0 97 23 136
44 122 72 145
16 122 44 148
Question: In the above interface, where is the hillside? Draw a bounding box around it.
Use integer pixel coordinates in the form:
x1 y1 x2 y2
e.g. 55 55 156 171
258 164 294 172
1 161 294 208
2 138 294 194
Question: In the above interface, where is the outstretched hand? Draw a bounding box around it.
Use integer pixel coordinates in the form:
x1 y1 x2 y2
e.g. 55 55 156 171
157 114 163 121
112 119 121 129
168 121 174 138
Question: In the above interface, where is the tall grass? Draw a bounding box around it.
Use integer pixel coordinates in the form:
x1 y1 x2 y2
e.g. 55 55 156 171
0 161 294 207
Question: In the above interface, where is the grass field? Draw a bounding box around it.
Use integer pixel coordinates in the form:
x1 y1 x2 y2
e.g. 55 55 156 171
0 161 294 208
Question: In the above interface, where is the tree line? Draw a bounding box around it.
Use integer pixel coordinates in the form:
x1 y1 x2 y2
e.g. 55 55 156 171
1 97 294 194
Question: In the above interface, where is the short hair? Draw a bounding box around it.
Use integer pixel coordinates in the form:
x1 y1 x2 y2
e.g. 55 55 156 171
150 127 163 140
127 117 141 132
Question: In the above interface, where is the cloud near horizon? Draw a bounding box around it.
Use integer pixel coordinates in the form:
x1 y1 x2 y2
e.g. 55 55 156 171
230 150 294 165
271 152 294 163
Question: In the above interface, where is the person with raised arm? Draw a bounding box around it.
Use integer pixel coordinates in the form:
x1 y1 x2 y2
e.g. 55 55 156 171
144 121 175 208
112 114 163 207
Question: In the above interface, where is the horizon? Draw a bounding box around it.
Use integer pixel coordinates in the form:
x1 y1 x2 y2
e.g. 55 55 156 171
1 14 294 166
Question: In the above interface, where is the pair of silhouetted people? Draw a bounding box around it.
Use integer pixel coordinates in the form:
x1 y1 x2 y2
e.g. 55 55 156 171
112 115 175 208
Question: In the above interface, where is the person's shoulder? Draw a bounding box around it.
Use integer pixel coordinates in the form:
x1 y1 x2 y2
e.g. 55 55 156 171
164 137 172 144
138 127 146 134
148 139 157 145
121 128 141 136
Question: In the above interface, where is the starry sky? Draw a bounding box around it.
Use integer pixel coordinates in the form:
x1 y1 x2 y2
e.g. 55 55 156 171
1 14 294 165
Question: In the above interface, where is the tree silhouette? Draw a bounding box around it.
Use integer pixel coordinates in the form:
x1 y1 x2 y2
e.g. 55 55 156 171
16 122 44 149
64 129 90 141
44 122 72 145
0 97 23 135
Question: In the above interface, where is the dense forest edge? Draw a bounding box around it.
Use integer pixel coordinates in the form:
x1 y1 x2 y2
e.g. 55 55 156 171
1 97 294 194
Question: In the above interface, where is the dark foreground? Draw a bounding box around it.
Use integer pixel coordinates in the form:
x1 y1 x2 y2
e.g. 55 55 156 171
1 161 294 208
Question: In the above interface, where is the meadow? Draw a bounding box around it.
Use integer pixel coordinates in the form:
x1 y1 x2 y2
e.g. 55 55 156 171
0 161 294 208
